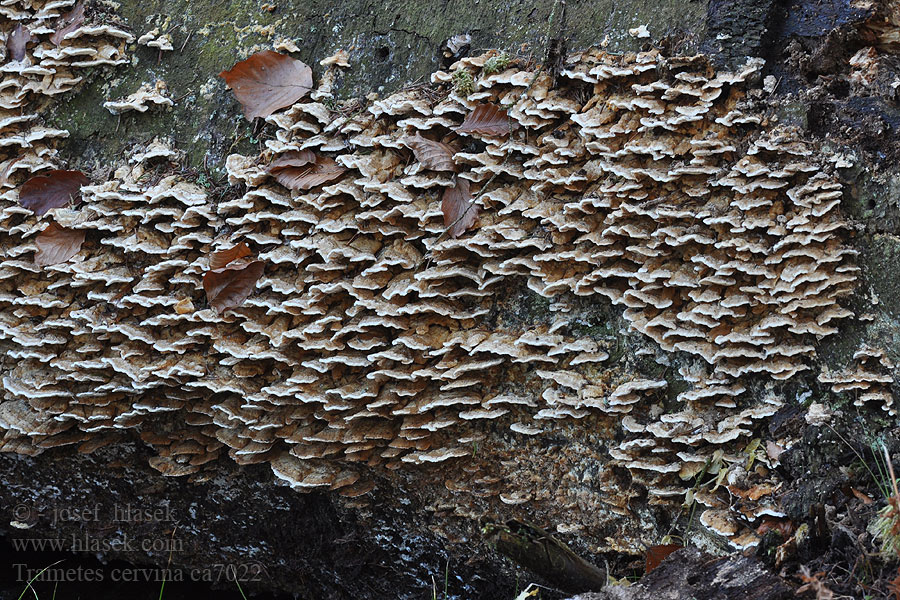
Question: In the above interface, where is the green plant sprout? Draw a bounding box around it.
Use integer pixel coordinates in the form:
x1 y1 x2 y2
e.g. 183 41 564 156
483 53 511 75
452 70 475 96
16 560 64 600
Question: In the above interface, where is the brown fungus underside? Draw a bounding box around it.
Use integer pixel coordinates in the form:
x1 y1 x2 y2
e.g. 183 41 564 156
0 1 863 555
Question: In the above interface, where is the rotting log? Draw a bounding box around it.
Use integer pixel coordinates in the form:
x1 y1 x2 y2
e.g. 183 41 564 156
3 1 900 599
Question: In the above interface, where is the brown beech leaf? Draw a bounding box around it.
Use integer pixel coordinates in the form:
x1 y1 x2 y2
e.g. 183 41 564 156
50 0 85 46
765 440 784 462
850 487 874 505
645 544 682 573
455 103 513 137
796 566 833 600
756 517 795 538
34 221 85 267
889 573 900 600
208 242 253 271
203 260 264 313
405 135 458 172
441 177 478 238
219 51 313 120
727 482 776 501
267 150 317 172
271 156 346 191
19 170 89 216
7 23 33 61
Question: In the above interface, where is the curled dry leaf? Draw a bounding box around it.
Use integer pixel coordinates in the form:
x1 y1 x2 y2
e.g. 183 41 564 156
727 482 776 501
796 566 834 600
267 150 316 172
850 487 874 505
889 573 900 600
270 155 346 191
644 544 682 573
765 440 784 463
219 51 313 120
204 261 265 314
455 103 514 137
34 221 85 267
19 170 89 216
8 23 33 62
756 517 795 538
441 177 478 238
405 135 458 172
49 0 85 46
208 242 253 270
203 244 265 313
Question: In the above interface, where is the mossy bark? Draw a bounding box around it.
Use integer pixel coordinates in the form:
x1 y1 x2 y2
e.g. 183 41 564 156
48 0 706 171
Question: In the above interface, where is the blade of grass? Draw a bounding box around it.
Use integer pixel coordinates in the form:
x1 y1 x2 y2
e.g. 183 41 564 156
17 560 64 600
158 525 179 600
229 565 248 600
883 444 899 499
871 440 893 500
828 426 891 500
444 559 449 599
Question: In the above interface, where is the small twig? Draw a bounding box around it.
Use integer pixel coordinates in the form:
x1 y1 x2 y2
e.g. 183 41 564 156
180 30 193 53
161 20 182 37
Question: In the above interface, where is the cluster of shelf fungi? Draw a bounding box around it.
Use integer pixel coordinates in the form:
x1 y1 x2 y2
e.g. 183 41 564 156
0 0 886 556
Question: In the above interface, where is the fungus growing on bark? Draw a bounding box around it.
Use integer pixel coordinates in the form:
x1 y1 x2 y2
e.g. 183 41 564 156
0 24 860 554
104 81 174 115
820 345 896 414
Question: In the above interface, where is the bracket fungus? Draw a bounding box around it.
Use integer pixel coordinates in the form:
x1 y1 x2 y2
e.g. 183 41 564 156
820 345 896 415
0 7 861 556
103 81 174 115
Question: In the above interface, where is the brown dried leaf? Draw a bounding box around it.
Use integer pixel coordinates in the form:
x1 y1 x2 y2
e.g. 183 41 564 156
405 135 457 172
441 177 478 238
209 242 253 271
219 51 313 120
796 566 833 600
267 150 317 172
271 156 346 191
727 482 776 501
455 103 513 137
203 260 265 314
7 23 33 61
850 487 874 505
888 570 900 600
19 170 89 216
756 517 795 538
34 221 85 267
50 0 85 46
765 440 784 463
645 544 681 573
